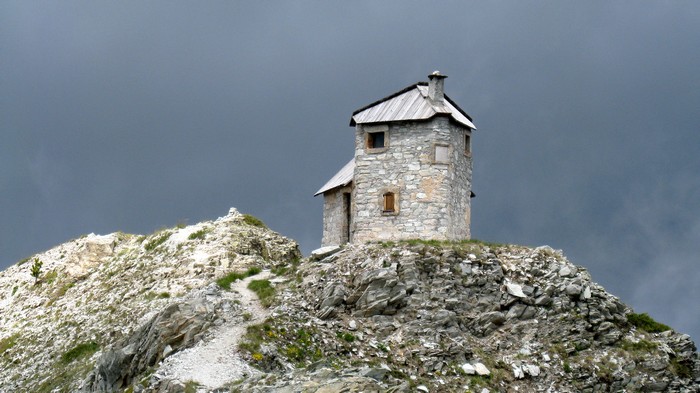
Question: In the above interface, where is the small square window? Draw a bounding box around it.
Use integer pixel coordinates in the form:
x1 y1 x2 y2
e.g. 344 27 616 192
367 132 385 149
435 145 449 163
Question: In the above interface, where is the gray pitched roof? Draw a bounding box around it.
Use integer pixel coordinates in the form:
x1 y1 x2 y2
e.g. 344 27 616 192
350 82 475 129
314 159 354 196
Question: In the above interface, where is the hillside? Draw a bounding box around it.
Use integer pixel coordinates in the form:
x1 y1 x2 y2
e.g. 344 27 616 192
0 208 697 392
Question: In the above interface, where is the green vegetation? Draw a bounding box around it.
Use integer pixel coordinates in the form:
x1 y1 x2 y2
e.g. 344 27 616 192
627 312 671 333
144 291 172 301
0 333 20 355
563 361 572 373
337 332 355 343
44 269 58 284
242 214 267 228
378 238 506 250
188 228 210 240
248 279 275 307
184 380 200 393
144 231 172 251
17 256 31 266
61 341 100 364
670 358 692 378
240 323 322 367
619 339 658 352
216 266 261 290
30 257 43 284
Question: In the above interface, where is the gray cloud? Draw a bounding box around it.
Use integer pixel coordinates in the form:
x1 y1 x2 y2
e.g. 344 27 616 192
1 1 699 341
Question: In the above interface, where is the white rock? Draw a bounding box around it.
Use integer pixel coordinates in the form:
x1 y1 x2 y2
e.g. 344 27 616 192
582 286 591 299
524 364 540 376
417 385 429 392
461 363 476 375
505 283 527 298
348 320 357 330
558 266 572 277
468 253 477 260
475 362 490 376
512 365 524 379
310 245 341 260
542 353 550 362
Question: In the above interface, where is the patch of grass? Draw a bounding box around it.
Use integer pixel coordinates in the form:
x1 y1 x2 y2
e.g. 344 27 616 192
0 333 20 355
391 238 506 249
563 361 572 373
670 358 692 378
61 341 100 364
43 269 58 284
11 286 18 296
16 256 31 266
619 339 658 352
144 291 171 300
401 239 444 247
242 214 267 228
248 279 274 306
239 323 322 370
188 228 210 240
184 380 200 393
337 332 355 343
144 231 172 251
271 266 289 276
216 266 262 290
627 312 671 333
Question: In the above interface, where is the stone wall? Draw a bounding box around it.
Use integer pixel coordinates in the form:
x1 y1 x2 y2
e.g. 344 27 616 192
351 116 472 242
321 185 352 246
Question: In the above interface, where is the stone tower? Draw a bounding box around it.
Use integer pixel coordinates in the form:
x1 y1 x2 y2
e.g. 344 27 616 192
316 72 476 246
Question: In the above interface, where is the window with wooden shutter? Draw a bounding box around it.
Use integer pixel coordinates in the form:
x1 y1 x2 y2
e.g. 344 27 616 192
383 192 395 213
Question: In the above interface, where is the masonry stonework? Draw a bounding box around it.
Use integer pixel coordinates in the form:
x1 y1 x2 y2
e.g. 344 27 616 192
321 186 352 246
316 72 476 246
351 117 472 243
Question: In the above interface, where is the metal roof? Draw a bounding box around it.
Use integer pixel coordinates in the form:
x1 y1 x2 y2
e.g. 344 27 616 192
314 159 355 196
350 82 476 129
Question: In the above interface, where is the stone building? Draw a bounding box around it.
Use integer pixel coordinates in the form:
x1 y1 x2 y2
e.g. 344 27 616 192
315 72 476 246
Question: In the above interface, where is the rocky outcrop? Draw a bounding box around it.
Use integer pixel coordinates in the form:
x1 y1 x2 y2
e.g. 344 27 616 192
0 208 300 393
0 211 697 392
235 242 699 392
82 286 219 392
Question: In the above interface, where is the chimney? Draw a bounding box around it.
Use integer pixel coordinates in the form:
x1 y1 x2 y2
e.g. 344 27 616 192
428 71 447 104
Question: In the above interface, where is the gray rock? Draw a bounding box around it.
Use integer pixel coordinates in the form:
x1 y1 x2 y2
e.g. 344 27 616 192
82 297 216 392
310 245 342 261
565 284 582 296
317 283 347 319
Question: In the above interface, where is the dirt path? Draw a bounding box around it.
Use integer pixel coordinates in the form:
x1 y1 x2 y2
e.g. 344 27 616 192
157 271 273 389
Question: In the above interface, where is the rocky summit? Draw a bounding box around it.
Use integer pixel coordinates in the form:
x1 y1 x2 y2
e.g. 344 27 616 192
0 209 698 392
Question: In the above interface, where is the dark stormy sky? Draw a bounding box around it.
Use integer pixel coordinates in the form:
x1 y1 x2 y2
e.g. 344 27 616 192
2 2 699 342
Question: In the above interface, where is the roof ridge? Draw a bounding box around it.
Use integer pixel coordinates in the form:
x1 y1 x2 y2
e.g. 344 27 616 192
349 82 425 124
